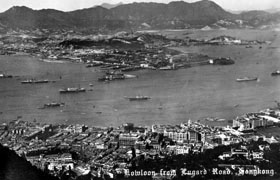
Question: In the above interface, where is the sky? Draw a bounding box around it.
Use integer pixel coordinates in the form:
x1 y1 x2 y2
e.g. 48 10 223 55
0 0 279 13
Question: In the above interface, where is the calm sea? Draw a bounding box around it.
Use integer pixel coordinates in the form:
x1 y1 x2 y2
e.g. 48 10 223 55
0 30 279 127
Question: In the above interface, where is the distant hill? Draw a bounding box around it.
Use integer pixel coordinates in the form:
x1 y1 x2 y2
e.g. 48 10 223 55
99 2 123 9
0 0 279 31
226 9 244 14
239 10 280 28
0 6 72 29
110 0 235 29
264 8 280 13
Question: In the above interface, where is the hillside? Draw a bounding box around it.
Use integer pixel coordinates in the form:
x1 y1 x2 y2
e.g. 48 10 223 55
0 0 279 31
0 144 59 180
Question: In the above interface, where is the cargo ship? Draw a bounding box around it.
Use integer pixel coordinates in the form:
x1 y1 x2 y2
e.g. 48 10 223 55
236 77 258 82
34 79 49 84
21 79 49 84
59 87 86 93
0 73 13 78
209 57 235 65
98 74 125 81
125 96 151 101
271 70 280 76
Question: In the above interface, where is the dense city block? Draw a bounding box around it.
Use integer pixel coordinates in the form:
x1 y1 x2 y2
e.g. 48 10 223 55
1 107 280 179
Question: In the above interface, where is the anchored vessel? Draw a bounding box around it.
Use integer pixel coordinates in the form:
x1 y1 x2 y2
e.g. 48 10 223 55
125 95 151 101
34 80 49 84
0 73 13 78
271 70 280 76
59 87 86 93
236 77 258 82
21 79 49 84
39 102 65 109
98 74 125 81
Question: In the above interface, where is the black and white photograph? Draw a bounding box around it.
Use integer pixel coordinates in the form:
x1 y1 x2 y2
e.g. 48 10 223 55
0 0 280 179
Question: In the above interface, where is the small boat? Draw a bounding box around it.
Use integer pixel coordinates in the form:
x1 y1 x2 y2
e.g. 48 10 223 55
216 119 226 122
124 74 137 79
105 70 123 75
21 79 34 84
125 95 151 101
271 70 280 76
236 77 258 82
59 87 86 93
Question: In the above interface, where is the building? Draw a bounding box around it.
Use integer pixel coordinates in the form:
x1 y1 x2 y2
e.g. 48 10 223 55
118 133 140 148
150 139 161 151
163 129 188 142
135 141 146 150
163 128 203 143
233 113 275 130
219 148 264 161
175 144 190 155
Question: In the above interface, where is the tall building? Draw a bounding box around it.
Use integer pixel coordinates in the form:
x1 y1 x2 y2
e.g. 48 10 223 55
163 129 202 143
118 133 140 148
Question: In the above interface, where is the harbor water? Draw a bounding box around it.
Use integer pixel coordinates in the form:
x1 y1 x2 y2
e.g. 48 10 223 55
0 29 280 127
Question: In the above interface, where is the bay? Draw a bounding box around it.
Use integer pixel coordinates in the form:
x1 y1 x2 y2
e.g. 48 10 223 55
0 29 279 127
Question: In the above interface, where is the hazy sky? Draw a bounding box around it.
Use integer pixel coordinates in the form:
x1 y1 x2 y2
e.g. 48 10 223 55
0 0 279 13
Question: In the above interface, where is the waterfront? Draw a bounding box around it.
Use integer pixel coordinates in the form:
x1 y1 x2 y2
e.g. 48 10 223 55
0 29 280 127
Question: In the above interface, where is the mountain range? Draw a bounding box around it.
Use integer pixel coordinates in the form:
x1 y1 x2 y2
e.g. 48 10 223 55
0 0 279 31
